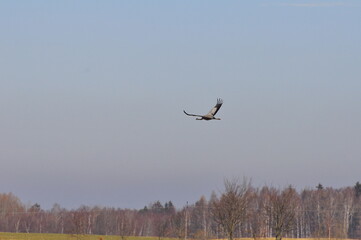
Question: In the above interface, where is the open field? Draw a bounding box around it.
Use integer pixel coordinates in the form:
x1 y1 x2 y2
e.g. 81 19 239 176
0 233 175 240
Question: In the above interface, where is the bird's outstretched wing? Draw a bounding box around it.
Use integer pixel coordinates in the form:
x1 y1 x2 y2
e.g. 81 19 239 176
183 110 203 117
207 98 223 116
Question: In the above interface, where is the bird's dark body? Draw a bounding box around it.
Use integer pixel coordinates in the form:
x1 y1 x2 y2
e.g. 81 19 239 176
198 116 213 120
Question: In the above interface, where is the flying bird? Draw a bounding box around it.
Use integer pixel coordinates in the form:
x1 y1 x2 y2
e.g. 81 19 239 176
183 98 223 120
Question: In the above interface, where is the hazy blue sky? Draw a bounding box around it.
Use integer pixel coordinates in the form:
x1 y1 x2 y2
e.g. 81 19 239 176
1 0 361 210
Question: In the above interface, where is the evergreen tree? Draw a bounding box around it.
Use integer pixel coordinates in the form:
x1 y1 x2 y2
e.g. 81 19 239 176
316 183 324 190
355 181 361 198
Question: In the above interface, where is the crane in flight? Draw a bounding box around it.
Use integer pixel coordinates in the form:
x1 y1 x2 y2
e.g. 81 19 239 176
183 98 223 120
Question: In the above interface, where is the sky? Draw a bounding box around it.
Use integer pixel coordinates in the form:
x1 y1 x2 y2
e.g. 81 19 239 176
1 0 361 210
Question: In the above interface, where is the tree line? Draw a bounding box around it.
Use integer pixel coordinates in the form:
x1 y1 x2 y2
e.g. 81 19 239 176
1 180 361 240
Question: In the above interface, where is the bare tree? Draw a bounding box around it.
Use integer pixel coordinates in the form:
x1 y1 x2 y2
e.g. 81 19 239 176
211 178 251 240
153 214 172 240
322 188 338 239
267 186 299 240
248 187 269 239
192 196 209 240
0 193 25 232
340 187 354 238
